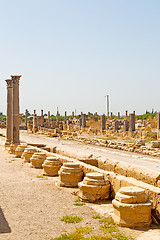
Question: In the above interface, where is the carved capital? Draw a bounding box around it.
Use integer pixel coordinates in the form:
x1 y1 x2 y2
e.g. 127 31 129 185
11 75 22 84
5 79 13 88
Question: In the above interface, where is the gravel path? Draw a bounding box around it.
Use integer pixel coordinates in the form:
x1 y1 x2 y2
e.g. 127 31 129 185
0 145 104 240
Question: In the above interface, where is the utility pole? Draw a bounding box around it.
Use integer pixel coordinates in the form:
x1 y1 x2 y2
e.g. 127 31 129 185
105 95 109 119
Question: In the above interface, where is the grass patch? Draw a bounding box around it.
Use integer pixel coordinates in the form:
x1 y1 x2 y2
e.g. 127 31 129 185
75 226 92 234
107 136 117 140
36 175 48 180
52 217 134 240
123 140 136 144
74 202 85 206
61 215 83 223
92 213 101 219
145 137 155 143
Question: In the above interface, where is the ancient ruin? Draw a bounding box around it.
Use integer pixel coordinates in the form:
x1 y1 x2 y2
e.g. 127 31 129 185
42 157 61 176
78 172 110 202
112 186 152 228
58 162 83 187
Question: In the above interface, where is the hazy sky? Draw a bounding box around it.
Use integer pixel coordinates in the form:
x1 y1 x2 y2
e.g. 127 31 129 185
0 0 159 116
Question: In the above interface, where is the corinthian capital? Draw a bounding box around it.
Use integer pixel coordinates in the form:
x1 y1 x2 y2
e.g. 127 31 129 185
11 75 22 84
5 79 13 88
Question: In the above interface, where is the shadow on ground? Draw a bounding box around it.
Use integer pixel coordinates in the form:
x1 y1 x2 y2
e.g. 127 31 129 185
0 208 11 234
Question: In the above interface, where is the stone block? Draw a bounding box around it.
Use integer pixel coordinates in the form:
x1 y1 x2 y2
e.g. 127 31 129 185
58 163 83 187
78 172 110 202
112 186 152 228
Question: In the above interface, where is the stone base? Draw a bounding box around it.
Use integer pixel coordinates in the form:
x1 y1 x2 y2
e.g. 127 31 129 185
78 183 110 202
5 141 11 149
9 143 19 154
112 199 152 228
42 165 61 176
59 171 83 187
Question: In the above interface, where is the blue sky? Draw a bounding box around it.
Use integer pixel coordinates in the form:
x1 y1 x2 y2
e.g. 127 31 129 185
0 0 159 116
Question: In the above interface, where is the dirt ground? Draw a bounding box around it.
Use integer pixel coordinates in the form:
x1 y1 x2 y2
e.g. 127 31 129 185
0 144 160 240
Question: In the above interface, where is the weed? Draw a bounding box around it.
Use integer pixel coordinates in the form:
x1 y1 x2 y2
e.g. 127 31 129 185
36 175 48 180
99 217 115 225
107 136 117 140
92 214 101 219
111 232 132 240
75 226 92 234
74 202 85 206
61 215 83 223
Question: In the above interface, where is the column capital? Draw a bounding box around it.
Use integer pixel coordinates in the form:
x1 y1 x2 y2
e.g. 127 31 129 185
11 75 22 84
5 79 13 88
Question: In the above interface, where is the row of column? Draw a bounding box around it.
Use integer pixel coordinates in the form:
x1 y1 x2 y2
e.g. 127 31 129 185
100 113 135 131
6 75 21 145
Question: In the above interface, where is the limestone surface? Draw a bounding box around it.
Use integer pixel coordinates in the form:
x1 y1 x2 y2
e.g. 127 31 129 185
58 162 83 187
78 172 110 202
22 148 37 162
112 186 152 228
15 144 27 158
31 152 46 169
42 157 61 176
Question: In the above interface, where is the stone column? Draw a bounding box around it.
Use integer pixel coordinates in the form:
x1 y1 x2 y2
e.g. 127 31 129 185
72 112 74 118
114 120 119 131
110 112 113 119
88 112 90 118
25 109 28 129
129 113 135 132
11 75 21 144
56 111 59 125
157 113 160 139
101 114 106 131
5 79 13 146
41 110 44 127
157 113 160 130
82 114 86 128
124 120 129 132
118 112 120 119
48 111 50 127
125 110 128 118
79 117 82 127
64 111 67 123
32 110 37 133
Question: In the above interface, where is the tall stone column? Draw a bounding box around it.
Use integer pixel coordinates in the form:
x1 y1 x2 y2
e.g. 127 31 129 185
32 110 37 134
129 113 135 132
82 114 86 128
125 110 128 118
101 114 106 130
157 113 160 130
25 109 28 129
41 110 44 127
48 111 50 127
157 113 160 139
72 112 74 118
11 75 21 144
64 111 67 123
118 112 120 119
114 120 119 131
5 79 13 146
124 120 129 132
56 111 59 126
